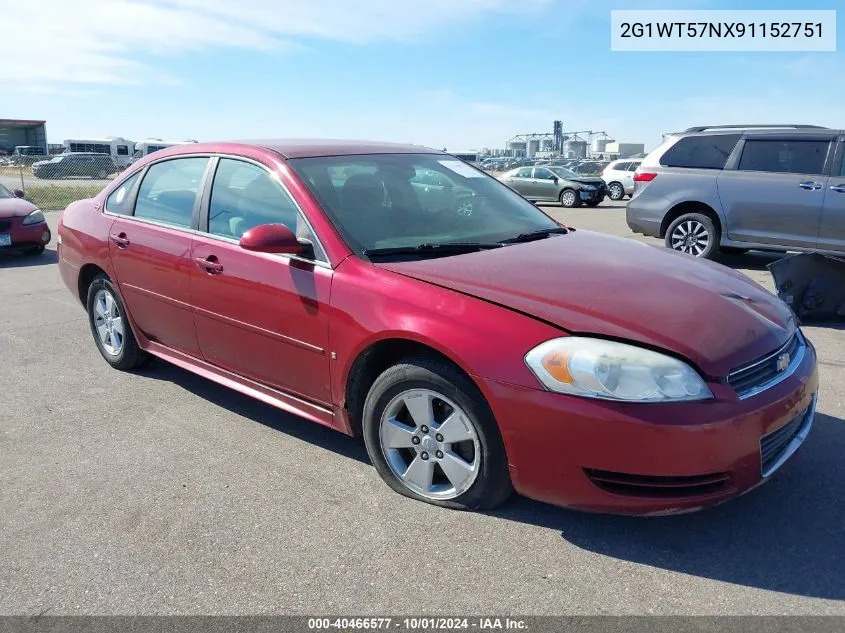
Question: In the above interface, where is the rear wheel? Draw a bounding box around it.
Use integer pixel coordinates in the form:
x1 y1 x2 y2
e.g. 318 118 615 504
607 182 625 201
86 275 149 370
665 212 720 259
362 357 512 511
559 189 579 208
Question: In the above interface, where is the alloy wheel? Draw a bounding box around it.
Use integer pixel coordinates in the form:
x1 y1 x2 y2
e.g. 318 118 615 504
561 191 576 207
670 220 710 256
92 288 125 356
379 389 480 500
608 183 624 200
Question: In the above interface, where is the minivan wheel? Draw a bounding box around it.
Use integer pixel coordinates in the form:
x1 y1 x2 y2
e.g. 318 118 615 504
666 213 720 259
362 357 512 511
559 189 579 208
608 182 625 201
86 275 149 370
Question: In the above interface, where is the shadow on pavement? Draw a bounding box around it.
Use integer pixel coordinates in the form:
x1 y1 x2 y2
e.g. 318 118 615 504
136 357 370 465
490 412 845 600
0 247 58 268
714 250 784 271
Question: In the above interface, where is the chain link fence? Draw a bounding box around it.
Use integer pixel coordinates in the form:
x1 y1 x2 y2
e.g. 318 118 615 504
0 153 120 210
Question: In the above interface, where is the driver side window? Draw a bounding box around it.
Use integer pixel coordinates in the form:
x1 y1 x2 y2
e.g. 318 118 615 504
208 159 327 261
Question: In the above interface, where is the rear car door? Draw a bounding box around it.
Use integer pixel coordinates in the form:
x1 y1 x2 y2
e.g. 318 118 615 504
623 161 639 193
531 168 559 201
501 167 535 197
189 157 333 405
108 156 211 357
818 136 845 252
717 135 834 248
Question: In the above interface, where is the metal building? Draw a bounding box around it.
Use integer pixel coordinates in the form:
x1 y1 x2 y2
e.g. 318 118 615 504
0 118 48 154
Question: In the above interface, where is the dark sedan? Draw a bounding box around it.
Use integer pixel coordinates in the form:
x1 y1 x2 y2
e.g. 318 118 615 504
32 153 117 180
498 165 606 208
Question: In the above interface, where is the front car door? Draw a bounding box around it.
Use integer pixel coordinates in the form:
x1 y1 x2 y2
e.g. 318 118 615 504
107 156 211 357
717 134 834 248
189 157 333 405
531 167 559 201
818 136 845 253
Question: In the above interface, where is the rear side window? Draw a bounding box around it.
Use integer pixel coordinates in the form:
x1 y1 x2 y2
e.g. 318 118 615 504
738 140 830 175
660 134 740 169
134 157 208 228
105 172 141 215
613 162 630 171
515 167 533 178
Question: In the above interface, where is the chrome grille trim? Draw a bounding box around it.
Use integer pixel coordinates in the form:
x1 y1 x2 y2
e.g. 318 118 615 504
728 332 805 400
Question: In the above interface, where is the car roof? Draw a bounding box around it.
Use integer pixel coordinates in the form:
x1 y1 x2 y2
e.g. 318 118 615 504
164 139 445 159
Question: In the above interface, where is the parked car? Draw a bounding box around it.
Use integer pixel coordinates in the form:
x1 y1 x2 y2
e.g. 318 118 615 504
498 165 606 207
0 183 51 255
602 159 642 201
627 124 845 259
57 139 818 515
569 161 608 176
32 152 117 179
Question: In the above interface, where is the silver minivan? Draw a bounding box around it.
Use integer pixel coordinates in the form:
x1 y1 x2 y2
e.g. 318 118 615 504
626 125 845 259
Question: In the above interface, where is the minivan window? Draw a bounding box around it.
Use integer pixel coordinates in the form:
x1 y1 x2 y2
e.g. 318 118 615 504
660 134 741 170
738 140 830 175
105 171 141 215
134 158 208 228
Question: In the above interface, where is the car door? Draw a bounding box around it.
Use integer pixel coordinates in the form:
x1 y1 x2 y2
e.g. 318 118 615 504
717 135 834 248
107 156 211 357
818 137 845 253
623 161 639 193
189 157 333 405
501 167 534 197
531 167 559 201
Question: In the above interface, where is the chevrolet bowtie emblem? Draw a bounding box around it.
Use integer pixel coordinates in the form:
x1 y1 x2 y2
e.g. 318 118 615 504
776 353 791 372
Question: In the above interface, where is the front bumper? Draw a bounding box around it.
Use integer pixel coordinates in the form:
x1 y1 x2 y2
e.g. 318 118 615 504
0 220 51 252
480 341 818 515
578 188 605 203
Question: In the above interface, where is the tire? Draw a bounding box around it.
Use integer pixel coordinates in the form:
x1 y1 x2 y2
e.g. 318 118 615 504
720 247 749 256
607 182 625 201
362 356 512 511
665 212 720 259
559 188 579 208
24 246 45 256
86 274 149 370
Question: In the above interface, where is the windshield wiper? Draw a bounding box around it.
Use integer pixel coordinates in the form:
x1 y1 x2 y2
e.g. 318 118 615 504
364 242 504 258
499 227 570 244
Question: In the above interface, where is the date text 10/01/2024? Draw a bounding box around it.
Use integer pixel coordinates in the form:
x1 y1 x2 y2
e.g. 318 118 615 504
307 618 528 630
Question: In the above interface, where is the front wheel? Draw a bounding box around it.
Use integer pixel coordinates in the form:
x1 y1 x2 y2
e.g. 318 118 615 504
665 212 720 259
362 357 512 511
607 182 625 201
559 189 579 208
86 275 149 370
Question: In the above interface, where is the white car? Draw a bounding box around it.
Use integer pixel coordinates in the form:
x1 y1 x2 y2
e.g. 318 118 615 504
601 159 641 201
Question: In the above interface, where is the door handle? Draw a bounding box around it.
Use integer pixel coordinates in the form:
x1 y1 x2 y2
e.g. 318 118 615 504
798 181 823 191
109 232 129 248
830 184 845 193
194 256 223 273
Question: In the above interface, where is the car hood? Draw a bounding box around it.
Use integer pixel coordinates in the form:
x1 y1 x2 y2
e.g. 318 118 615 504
0 197 38 218
565 177 604 186
376 231 796 378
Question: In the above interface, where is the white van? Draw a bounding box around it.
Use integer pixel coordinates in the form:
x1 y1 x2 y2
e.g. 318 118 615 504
62 137 135 169
131 139 198 162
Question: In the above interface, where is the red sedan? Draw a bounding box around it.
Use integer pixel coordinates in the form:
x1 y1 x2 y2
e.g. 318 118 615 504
0 184 51 255
56 140 818 515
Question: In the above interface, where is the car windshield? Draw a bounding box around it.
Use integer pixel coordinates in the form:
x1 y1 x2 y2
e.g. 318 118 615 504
548 166 580 179
288 153 560 255
0 184 12 198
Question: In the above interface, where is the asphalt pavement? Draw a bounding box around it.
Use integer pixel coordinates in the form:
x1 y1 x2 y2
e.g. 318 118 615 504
1 209 843 615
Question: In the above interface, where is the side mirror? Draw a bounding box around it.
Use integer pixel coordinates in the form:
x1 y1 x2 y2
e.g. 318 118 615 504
239 223 304 255
551 176 558 184
13 189 25 198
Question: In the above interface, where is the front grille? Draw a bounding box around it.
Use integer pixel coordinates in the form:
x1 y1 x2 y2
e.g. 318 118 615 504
0 220 11 232
728 333 802 399
761 402 814 476
584 469 732 498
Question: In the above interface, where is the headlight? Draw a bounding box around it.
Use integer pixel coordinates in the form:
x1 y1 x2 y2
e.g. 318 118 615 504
22 209 45 225
525 337 713 402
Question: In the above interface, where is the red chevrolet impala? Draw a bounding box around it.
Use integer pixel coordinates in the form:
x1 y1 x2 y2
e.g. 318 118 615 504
56 140 818 515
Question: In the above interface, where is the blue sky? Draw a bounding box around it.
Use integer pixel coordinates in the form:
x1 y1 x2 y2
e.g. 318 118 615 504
4 0 843 153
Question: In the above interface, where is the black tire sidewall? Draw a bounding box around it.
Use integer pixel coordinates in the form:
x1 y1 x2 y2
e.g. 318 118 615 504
560 188 578 208
86 276 145 369
665 212 720 259
362 359 512 511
